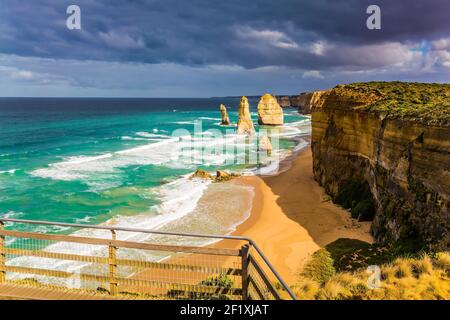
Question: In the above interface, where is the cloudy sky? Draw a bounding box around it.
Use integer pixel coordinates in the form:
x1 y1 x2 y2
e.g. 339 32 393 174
1 0 450 97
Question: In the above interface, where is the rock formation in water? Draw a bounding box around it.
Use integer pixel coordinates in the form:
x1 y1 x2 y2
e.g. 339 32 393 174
310 82 450 250
236 96 255 135
190 169 214 180
215 170 232 182
215 170 240 182
257 93 284 125
219 104 230 125
190 169 241 182
258 135 272 154
277 96 292 108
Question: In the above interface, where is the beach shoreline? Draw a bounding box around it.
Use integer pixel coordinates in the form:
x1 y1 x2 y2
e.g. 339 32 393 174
211 142 373 285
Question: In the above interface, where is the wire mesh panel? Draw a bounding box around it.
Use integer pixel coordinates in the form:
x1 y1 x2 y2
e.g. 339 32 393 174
0 219 295 300
0 232 112 296
117 249 242 299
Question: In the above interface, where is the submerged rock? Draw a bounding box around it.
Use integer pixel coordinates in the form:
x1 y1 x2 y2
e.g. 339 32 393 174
219 104 230 125
257 93 284 125
258 135 272 154
236 96 255 135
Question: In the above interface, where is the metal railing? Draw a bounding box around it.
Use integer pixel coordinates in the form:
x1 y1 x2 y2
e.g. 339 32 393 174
0 218 296 300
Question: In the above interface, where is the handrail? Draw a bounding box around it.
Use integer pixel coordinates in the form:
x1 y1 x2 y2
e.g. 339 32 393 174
0 218 297 300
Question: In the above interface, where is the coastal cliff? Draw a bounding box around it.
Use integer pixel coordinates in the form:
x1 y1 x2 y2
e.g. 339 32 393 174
293 91 327 114
310 82 450 250
277 91 326 114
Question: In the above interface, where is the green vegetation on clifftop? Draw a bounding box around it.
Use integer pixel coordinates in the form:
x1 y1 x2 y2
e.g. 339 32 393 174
333 82 450 126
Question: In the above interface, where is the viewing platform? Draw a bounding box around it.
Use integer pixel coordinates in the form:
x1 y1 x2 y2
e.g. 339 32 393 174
0 218 296 300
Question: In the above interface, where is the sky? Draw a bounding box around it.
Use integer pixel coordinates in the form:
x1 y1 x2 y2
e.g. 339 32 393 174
0 0 450 97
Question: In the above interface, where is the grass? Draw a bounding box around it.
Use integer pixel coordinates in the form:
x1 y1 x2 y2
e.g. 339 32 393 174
331 82 450 126
323 238 425 272
293 239 450 300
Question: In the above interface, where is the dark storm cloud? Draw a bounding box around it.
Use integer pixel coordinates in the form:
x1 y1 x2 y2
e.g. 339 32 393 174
1 0 449 70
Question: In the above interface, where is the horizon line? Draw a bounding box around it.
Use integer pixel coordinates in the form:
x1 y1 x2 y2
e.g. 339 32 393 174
0 95 298 99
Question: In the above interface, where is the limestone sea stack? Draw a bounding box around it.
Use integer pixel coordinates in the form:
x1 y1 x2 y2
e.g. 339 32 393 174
236 96 255 135
277 96 292 107
257 93 284 125
219 104 230 125
258 135 272 154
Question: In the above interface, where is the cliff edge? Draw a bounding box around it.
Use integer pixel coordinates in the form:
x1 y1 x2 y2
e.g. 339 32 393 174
310 82 450 250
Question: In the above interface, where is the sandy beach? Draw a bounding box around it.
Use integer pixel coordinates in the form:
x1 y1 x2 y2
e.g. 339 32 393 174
219 145 373 285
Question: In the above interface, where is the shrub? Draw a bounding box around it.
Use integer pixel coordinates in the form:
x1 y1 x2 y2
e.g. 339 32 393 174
301 249 336 284
200 273 234 288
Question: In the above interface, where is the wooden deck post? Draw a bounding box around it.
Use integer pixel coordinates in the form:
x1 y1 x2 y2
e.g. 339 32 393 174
0 221 5 284
108 230 118 296
241 244 250 300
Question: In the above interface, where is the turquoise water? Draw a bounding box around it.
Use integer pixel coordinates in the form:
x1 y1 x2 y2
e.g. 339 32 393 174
0 97 310 235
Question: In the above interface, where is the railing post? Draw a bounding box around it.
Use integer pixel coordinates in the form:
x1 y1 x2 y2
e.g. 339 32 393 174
0 221 5 284
108 230 118 296
241 244 250 300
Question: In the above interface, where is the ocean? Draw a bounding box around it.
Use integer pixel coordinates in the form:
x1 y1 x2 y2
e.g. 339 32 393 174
0 97 310 247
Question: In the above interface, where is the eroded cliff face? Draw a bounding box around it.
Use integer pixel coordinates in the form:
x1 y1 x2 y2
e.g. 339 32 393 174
292 91 327 114
311 87 450 249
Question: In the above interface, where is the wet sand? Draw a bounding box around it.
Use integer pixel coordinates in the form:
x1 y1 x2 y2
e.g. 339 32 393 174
215 146 373 285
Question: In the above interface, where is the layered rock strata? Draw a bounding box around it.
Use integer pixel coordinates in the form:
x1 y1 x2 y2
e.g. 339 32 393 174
237 96 255 135
310 83 450 250
257 93 284 125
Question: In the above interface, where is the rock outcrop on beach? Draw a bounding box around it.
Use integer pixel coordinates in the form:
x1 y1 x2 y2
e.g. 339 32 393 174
236 96 255 135
310 82 450 250
258 135 272 154
190 169 241 182
257 93 284 125
215 170 241 182
219 104 230 125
